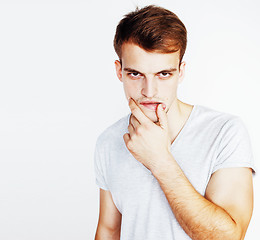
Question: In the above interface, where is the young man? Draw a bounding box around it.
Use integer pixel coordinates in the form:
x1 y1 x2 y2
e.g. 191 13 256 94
94 5 255 240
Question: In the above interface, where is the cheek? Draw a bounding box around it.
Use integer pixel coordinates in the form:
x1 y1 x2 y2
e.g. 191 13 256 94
123 81 141 95
158 81 178 99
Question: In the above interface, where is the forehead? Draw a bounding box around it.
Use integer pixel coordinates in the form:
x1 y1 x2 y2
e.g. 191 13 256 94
121 43 180 73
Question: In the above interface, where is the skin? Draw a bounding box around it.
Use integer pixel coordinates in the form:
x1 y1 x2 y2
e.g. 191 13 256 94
115 42 254 239
115 42 194 145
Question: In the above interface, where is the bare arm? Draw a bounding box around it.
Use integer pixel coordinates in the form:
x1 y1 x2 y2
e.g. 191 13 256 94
95 189 122 240
152 154 253 240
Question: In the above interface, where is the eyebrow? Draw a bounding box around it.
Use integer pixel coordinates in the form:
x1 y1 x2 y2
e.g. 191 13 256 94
123 67 177 75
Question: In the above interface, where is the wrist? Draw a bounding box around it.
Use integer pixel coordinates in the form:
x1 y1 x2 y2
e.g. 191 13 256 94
151 151 176 177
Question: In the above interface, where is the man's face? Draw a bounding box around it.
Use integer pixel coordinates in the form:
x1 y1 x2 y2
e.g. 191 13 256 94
115 42 185 123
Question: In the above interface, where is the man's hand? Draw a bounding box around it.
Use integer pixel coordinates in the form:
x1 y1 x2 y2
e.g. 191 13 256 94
123 98 172 171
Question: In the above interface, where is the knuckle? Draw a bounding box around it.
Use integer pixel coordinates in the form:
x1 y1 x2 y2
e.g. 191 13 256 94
123 133 129 141
130 114 136 123
131 133 137 141
135 126 142 135
129 119 134 127
126 140 133 149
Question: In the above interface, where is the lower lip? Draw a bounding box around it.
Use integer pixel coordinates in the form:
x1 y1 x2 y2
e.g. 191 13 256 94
140 103 159 111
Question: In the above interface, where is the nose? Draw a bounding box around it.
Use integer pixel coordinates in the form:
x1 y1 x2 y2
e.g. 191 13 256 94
141 77 158 98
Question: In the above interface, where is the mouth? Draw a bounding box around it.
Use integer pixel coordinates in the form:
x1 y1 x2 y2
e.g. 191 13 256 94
140 102 161 111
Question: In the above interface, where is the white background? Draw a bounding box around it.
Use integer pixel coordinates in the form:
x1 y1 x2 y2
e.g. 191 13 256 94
0 0 259 239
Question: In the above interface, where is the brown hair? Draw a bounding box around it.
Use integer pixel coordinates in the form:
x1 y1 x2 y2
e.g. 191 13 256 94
113 5 187 64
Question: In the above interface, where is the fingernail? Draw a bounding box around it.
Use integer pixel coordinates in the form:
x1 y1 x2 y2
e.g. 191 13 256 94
162 103 166 110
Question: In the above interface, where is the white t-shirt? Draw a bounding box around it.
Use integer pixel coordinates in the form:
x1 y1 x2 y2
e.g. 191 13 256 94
94 104 255 240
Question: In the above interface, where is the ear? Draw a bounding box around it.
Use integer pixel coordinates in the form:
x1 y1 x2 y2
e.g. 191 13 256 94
115 60 123 82
178 61 186 84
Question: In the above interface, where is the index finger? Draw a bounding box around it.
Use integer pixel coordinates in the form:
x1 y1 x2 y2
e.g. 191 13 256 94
129 98 151 125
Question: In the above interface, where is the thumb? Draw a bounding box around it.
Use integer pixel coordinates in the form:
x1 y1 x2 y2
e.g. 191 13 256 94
156 103 168 130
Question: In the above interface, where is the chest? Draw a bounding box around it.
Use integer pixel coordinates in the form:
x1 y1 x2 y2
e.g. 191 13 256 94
106 144 216 213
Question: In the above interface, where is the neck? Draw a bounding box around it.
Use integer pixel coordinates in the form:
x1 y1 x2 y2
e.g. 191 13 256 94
166 98 191 145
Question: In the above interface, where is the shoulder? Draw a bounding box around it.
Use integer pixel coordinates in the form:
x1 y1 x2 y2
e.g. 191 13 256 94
194 104 238 122
194 105 255 173
188 105 251 148
193 105 244 131
95 113 130 149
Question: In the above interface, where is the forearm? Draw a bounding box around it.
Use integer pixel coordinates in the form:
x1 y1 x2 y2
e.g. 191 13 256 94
151 154 242 240
95 225 121 240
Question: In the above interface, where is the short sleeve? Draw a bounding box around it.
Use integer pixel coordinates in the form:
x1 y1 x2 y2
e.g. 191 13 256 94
94 137 109 191
213 117 256 174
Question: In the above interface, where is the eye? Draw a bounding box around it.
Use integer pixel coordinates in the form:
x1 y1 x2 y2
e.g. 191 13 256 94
131 72 140 76
159 72 171 78
128 72 142 79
